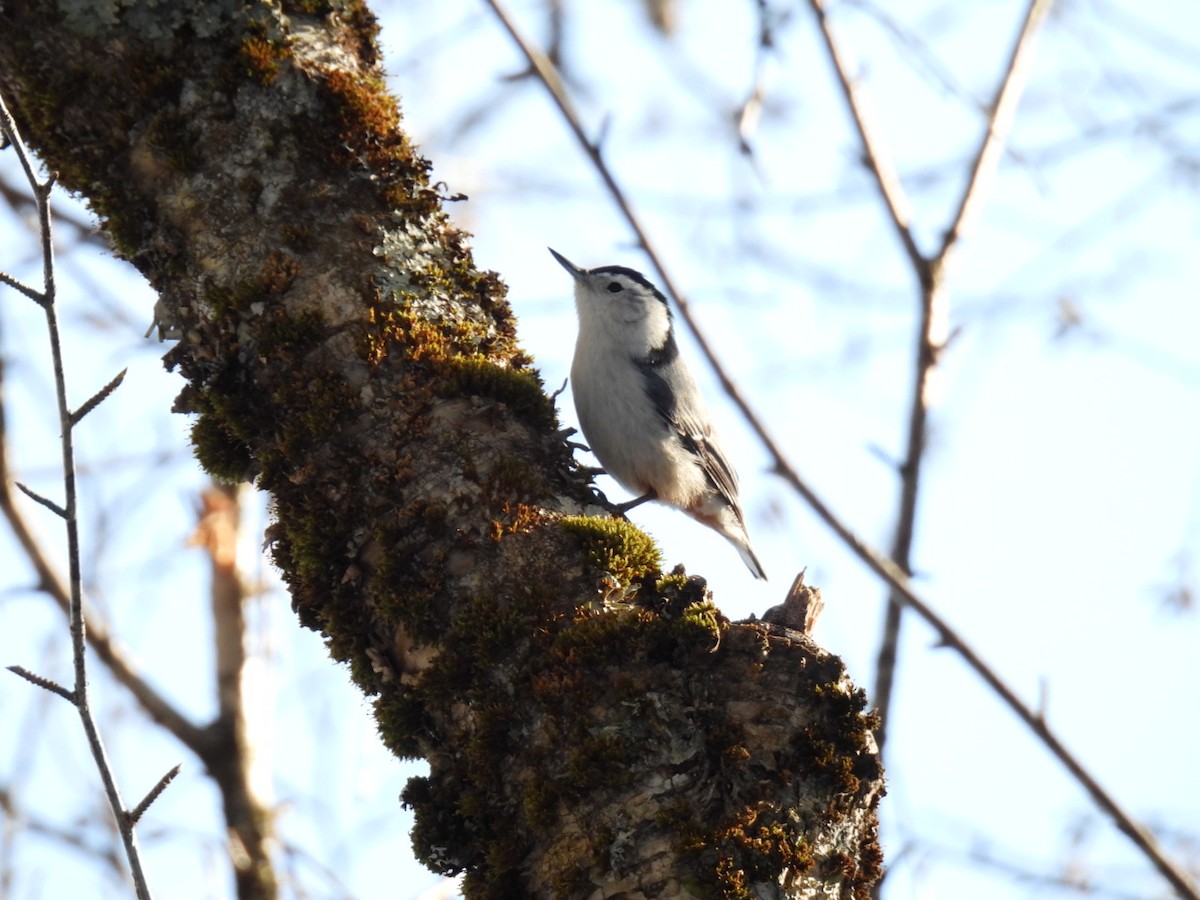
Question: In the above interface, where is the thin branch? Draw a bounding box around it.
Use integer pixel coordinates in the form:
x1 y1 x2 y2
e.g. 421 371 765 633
482 4 1200 898
70 368 128 427
2 303 268 898
0 459 206 747
127 764 181 826
7 664 75 702
766 453 1200 900
808 0 928 280
13 480 66 518
866 0 1052 754
0 786 130 883
0 270 46 305
0 91 154 900
0 347 200 745
940 0 1054 261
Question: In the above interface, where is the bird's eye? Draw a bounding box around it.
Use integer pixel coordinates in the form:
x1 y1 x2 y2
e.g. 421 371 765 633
606 282 624 293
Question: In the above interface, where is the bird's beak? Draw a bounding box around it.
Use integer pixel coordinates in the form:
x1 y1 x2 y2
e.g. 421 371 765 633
548 247 584 280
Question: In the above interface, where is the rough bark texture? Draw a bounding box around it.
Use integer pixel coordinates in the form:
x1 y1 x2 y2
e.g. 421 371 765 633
0 1 884 896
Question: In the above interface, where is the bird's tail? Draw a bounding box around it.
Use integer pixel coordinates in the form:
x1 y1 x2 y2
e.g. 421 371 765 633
713 511 768 580
687 499 768 579
729 534 768 580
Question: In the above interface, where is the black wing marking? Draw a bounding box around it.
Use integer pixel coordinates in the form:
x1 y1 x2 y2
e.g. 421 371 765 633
636 331 681 419
635 333 741 511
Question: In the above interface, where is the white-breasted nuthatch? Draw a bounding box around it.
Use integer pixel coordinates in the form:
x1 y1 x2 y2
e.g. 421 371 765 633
550 248 767 580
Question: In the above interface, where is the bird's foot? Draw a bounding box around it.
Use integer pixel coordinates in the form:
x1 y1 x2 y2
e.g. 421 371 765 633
614 490 657 515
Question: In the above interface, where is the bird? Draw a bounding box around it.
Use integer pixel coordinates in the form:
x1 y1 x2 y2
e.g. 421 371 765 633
550 247 767 580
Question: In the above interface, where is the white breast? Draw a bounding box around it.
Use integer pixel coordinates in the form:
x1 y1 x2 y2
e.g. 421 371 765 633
571 337 710 507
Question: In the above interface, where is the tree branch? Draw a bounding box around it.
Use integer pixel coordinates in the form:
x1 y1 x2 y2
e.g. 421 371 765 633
189 482 277 899
6 664 74 702
808 0 927 280
0 91 154 900
940 0 1055 260
866 0 1052 749
0 390 207 748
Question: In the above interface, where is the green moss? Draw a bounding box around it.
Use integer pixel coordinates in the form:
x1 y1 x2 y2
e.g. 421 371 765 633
368 513 454 645
402 775 474 876
367 302 514 370
548 606 661 674
436 357 556 429
345 645 380 693
374 689 430 759
321 66 430 212
654 570 692 594
431 593 536 694
547 843 595 899
485 457 549 505
560 515 662 584
521 778 557 830
190 414 254 482
673 598 724 650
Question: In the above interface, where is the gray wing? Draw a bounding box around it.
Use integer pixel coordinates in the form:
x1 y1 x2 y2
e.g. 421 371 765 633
635 333 742 510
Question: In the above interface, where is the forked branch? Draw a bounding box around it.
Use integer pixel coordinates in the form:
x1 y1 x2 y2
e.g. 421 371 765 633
0 92 158 900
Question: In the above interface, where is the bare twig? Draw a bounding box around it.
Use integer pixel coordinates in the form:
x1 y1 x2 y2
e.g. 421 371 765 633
70 367 128 426
0 412 205 745
0 785 130 884
481 4 1200 897
833 0 1051 751
13 480 66 518
808 0 926 278
940 0 1054 260
0 464 208 745
6 664 74 702
2 372 276 896
128 764 182 826
0 91 155 900
0 270 46 305
1 341 277 893
803 4 1196 896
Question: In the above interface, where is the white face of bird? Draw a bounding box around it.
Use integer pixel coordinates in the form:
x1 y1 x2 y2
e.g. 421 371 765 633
549 249 672 353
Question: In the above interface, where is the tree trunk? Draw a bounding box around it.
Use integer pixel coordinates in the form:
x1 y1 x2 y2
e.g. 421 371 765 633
0 2 883 896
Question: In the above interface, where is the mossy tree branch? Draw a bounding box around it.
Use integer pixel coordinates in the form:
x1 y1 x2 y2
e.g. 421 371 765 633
0 1 883 896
